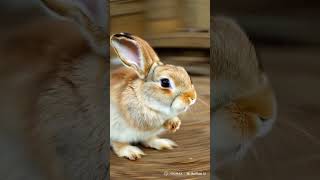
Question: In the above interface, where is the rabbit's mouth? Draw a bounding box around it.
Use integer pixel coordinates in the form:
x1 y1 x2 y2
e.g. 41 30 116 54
171 98 194 114
176 106 189 113
171 91 196 113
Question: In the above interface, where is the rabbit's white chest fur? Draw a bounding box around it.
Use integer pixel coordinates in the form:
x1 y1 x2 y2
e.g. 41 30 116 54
110 100 166 143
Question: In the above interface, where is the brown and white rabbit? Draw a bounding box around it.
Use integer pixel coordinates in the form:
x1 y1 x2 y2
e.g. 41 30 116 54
110 33 197 160
0 0 108 179
211 17 277 169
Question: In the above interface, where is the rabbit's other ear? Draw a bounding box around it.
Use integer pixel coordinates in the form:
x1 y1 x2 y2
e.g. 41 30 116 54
110 33 160 79
40 0 107 56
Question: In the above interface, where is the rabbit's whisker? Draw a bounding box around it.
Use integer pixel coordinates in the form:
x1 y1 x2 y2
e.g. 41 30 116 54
186 104 209 115
251 146 260 163
250 145 271 179
280 120 320 146
283 154 320 166
287 154 320 166
193 110 210 115
187 105 195 113
196 96 210 107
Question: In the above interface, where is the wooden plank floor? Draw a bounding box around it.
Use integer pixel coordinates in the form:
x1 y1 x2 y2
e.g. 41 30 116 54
110 76 211 179
217 46 320 180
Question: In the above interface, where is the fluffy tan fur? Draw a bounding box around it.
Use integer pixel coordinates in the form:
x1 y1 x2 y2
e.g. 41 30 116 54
110 33 197 160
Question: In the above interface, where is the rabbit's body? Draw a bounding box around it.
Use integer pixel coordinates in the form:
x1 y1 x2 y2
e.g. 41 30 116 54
0 15 108 180
0 0 108 179
110 82 167 143
110 67 178 140
110 100 166 143
110 33 196 160
35 21 108 179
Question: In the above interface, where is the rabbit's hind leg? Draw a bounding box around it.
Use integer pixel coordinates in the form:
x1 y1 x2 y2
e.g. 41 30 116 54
111 141 145 161
142 136 178 150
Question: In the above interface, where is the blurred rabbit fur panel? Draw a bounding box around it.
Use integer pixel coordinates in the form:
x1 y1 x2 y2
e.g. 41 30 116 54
24 0 108 179
211 17 277 170
110 33 197 160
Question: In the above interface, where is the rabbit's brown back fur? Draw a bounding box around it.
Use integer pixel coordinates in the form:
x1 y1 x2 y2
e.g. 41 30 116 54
0 17 108 180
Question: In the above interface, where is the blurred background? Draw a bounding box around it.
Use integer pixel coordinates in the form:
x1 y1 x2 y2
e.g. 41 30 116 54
214 0 320 45
110 0 211 179
213 1 320 180
110 0 210 75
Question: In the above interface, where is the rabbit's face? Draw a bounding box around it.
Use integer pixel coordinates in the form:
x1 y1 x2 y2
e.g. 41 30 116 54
215 83 277 166
110 33 197 117
142 64 197 116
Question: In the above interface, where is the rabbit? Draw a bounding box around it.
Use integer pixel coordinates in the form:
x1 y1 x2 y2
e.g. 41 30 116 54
110 33 197 160
211 17 277 170
0 0 108 180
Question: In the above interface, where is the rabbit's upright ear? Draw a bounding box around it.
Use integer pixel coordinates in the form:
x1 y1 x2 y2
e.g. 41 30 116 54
40 0 107 56
110 33 161 79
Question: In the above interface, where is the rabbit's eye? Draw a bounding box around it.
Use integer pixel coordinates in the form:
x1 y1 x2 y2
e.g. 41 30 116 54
160 78 171 88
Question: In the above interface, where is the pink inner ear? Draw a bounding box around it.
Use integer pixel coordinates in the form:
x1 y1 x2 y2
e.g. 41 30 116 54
118 39 141 67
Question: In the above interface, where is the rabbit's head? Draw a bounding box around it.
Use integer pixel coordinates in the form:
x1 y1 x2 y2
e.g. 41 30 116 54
110 33 197 117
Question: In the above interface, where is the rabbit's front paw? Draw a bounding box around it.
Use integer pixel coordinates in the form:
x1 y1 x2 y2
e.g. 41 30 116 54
112 141 145 160
143 137 178 150
163 117 181 133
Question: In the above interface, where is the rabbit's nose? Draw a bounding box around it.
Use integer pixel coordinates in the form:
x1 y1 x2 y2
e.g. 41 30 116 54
189 97 196 105
256 116 275 137
259 116 269 122
180 90 196 105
